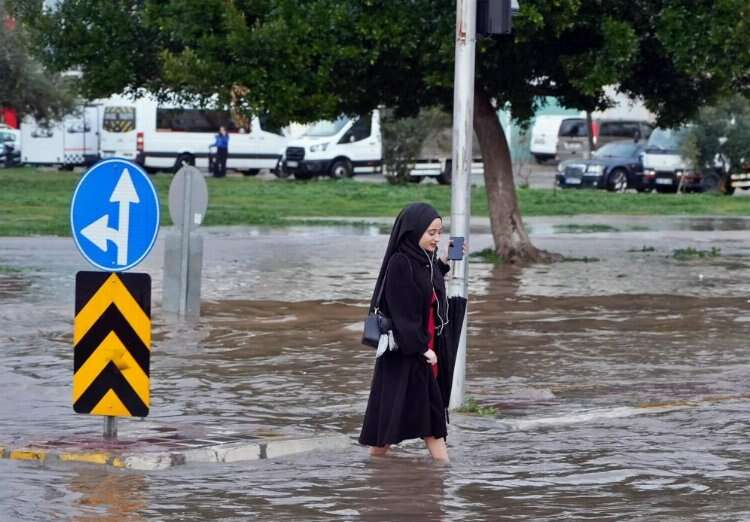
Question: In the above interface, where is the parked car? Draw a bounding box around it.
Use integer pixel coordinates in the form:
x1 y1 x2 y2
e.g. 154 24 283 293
529 115 567 164
0 128 21 167
556 140 648 192
556 118 653 162
642 127 703 193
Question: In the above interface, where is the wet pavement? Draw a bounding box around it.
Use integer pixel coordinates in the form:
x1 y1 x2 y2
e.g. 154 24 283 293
2 216 750 520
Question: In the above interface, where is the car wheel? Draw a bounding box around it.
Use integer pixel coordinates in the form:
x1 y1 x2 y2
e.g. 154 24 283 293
174 153 195 174
330 159 353 179
720 175 735 196
607 169 628 192
701 172 721 193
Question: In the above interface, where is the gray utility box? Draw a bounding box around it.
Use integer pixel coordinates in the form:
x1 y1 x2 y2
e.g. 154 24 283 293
477 0 519 35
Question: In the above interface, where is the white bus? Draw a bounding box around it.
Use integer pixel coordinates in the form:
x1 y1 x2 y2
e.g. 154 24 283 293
99 94 288 175
20 105 101 168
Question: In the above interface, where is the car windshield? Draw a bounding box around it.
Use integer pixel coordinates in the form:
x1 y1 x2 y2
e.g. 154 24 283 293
304 116 350 137
646 128 689 153
593 142 639 158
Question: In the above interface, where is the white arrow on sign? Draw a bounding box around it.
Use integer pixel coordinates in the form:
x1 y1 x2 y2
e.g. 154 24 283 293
80 168 140 266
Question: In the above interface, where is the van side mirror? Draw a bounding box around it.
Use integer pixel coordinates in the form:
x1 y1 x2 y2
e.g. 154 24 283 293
350 135 356 143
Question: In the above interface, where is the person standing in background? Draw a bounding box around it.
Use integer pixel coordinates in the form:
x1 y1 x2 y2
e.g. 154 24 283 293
213 126 229 177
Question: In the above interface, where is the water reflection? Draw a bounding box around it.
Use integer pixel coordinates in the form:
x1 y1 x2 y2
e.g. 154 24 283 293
69 469 147 522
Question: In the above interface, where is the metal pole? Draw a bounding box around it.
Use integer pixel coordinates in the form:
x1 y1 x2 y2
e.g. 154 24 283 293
448 0 477 410
103 416 117 440
178 168 193 316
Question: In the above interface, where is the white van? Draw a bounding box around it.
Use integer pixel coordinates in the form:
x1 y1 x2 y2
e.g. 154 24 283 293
281 111 382 180
99 94 288 174
20 105 101 168
529 115 566 163
642 127 703 192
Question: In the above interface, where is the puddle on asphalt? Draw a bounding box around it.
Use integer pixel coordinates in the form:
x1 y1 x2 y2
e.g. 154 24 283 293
2 218 750 520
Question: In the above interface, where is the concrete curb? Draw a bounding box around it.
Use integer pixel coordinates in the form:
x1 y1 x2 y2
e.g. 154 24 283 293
1 434 351 471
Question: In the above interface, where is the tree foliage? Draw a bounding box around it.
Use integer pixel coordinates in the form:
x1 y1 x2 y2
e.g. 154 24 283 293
0 1 75 121
381 107 451 184
683 95 750 175
16 0 750 126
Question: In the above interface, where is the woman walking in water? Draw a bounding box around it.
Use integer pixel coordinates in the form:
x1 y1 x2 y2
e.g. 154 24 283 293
359 202 459 461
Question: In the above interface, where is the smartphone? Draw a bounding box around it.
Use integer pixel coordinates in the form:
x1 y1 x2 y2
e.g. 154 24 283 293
448 236 464 260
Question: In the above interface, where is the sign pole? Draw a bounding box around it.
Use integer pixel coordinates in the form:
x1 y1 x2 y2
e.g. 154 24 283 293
448 0 477 410
103 416 117 440
163 165 208 318
178 167 194 316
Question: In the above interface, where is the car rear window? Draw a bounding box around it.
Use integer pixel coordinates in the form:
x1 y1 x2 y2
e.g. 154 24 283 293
558 119 587 137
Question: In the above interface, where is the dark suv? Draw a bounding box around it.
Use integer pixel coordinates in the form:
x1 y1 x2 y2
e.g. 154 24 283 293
557 118 653 162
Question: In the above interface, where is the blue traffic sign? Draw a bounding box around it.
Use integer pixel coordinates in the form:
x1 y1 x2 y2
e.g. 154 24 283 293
70 159 160 272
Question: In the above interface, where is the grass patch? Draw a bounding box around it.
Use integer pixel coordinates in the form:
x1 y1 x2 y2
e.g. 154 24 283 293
673 247 721 260
456 397 497 417
628 246 656 253
3 167 750 236
469 248 505 264
553 223 619 233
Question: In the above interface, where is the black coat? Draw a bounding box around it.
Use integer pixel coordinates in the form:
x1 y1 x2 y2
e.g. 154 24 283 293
359 252 450 447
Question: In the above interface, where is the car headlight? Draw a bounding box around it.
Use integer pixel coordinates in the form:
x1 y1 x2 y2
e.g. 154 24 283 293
586 164 603 174
644 169 655 176
675 169 684 177
310 142 329 153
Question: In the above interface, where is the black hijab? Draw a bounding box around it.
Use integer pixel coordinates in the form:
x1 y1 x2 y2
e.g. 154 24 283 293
370 203 448 332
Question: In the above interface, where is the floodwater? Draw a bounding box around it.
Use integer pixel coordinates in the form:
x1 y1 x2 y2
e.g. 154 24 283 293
2 216 750 520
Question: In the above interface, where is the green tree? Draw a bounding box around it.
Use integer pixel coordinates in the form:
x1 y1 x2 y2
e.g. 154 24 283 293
17 0 750 261
683 95 750 194
0 1 74 121
381 107 451 185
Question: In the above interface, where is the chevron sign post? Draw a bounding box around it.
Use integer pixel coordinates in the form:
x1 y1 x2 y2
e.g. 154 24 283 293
70 159 159 438
73 272 151 418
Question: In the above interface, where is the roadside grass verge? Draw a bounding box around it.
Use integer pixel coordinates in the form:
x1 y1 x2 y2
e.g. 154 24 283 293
2 167 750 236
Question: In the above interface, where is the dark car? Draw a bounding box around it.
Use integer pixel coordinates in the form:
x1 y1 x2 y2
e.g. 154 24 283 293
556 141 649 192
556 118 653 162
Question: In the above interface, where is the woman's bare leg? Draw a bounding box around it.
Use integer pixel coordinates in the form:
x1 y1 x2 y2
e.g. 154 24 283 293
424 437 449 461
369 445 390 457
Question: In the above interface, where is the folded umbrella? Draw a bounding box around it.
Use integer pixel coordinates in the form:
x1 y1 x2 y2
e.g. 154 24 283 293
435 295 467 409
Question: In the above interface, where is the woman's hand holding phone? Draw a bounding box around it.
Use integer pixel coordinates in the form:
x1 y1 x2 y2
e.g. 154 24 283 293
440 237 467 263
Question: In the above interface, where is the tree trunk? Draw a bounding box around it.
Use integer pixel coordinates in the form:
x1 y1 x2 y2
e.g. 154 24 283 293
473 89 558 263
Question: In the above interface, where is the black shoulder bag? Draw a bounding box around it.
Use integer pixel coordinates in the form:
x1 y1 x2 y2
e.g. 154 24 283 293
361 267 393 348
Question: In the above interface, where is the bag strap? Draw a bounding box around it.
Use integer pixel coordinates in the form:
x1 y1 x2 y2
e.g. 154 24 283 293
372 264 389 312
373 254 413 312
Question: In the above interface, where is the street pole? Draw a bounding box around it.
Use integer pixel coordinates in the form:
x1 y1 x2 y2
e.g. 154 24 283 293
103 416 117 440
448 0 477 410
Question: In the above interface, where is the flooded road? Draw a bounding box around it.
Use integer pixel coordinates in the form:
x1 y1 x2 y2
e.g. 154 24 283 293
2 216 750 520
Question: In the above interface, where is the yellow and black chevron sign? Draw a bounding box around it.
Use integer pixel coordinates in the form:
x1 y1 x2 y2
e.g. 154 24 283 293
73 272 151 417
